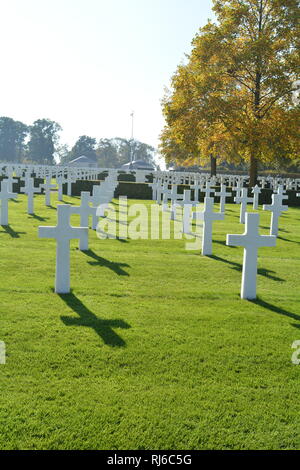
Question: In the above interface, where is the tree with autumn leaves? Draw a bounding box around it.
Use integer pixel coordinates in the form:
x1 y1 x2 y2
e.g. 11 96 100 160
160 0 300 184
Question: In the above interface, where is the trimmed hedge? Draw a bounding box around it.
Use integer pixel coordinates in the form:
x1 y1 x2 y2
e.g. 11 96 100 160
115 182 152 199
62 180 98 196
117 172 135 182
62 180 155 199
212 187 300 207
0 176 44 193
59 178 300 206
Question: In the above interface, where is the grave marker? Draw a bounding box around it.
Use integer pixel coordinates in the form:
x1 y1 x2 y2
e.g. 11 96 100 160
38 205 88 293
235 188 254 224
0 180 18 225
215 184 232 213
226 213 276 299
263 193 288 236
194 197 224 255
251 185 261 210
70 192 97 250
21 177 41 214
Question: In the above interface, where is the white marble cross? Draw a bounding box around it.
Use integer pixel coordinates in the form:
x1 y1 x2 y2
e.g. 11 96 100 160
202 181 214 198
170 186 183 220
215 184 232 213
6 174 18 193
260 177 267 189
70 192 97 250
161 184 171 210
91 185 110 227
149 180 158 201
191 181 203 203
156 182 165 204
263 193 288 236
170 185 184 204
0 180 18 225
40 176 57 206
21 177 41 214
277 185 287 196
20 173 31 189
226 213 276 299
181 190 195 234
38 205 88 293
232 180 243 198
251 185 261 210
235 188 254 223
66 173 76 196
276 185 288 205
194 197 224 255
56 176 65 201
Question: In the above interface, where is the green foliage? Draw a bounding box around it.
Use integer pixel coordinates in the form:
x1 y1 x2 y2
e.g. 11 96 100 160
0 117 28 162
57 137 156 168
27 119 62 165
96 138 121 168
0 115 157 169
0 196 300 449
55 144 71 165
161 0 300 182
68 135 98 163
96 138 156 168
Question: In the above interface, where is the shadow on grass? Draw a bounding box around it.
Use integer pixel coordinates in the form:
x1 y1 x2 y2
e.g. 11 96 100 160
29 214 49 222
0 225 26 238
97 232 129 243
115 237 129 243
251 298 300 326
214 239 237 248
261 226 289 234
83 249 130 276
278 236 300 245
59 293 130 347
11 199 20 203
209 254 284 282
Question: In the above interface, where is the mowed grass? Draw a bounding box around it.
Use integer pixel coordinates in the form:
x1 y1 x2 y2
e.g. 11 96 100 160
0 192 299 450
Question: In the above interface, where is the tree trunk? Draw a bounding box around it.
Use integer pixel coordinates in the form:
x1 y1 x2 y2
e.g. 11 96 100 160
249 0 263 188
210 155 217 176
249 155 258 187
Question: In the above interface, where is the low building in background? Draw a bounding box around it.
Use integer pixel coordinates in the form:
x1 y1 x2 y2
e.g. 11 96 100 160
121 159 155 171
67 155 97 168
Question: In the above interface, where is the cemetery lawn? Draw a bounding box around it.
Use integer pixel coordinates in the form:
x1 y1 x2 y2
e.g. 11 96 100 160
0 194 300 450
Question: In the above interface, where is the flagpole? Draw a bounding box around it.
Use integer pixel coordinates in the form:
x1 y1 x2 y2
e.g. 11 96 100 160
130 111 134 163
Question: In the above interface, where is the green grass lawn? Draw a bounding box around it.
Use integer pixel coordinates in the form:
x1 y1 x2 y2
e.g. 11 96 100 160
0 193 300 450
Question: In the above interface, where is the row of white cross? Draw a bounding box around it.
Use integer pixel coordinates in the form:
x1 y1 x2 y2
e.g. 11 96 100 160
38 174 119 293
0 172 119 293
2 161 300 193
152 181 294 300
0 172 298 300
153 171 300 192
153 180 289 233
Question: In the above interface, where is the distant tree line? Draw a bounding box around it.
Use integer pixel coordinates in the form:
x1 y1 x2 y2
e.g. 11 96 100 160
58 135 156 168
0 116 156 168
0 117 60 165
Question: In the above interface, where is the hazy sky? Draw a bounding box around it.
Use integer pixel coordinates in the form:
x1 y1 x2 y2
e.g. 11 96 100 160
0 0 214 151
